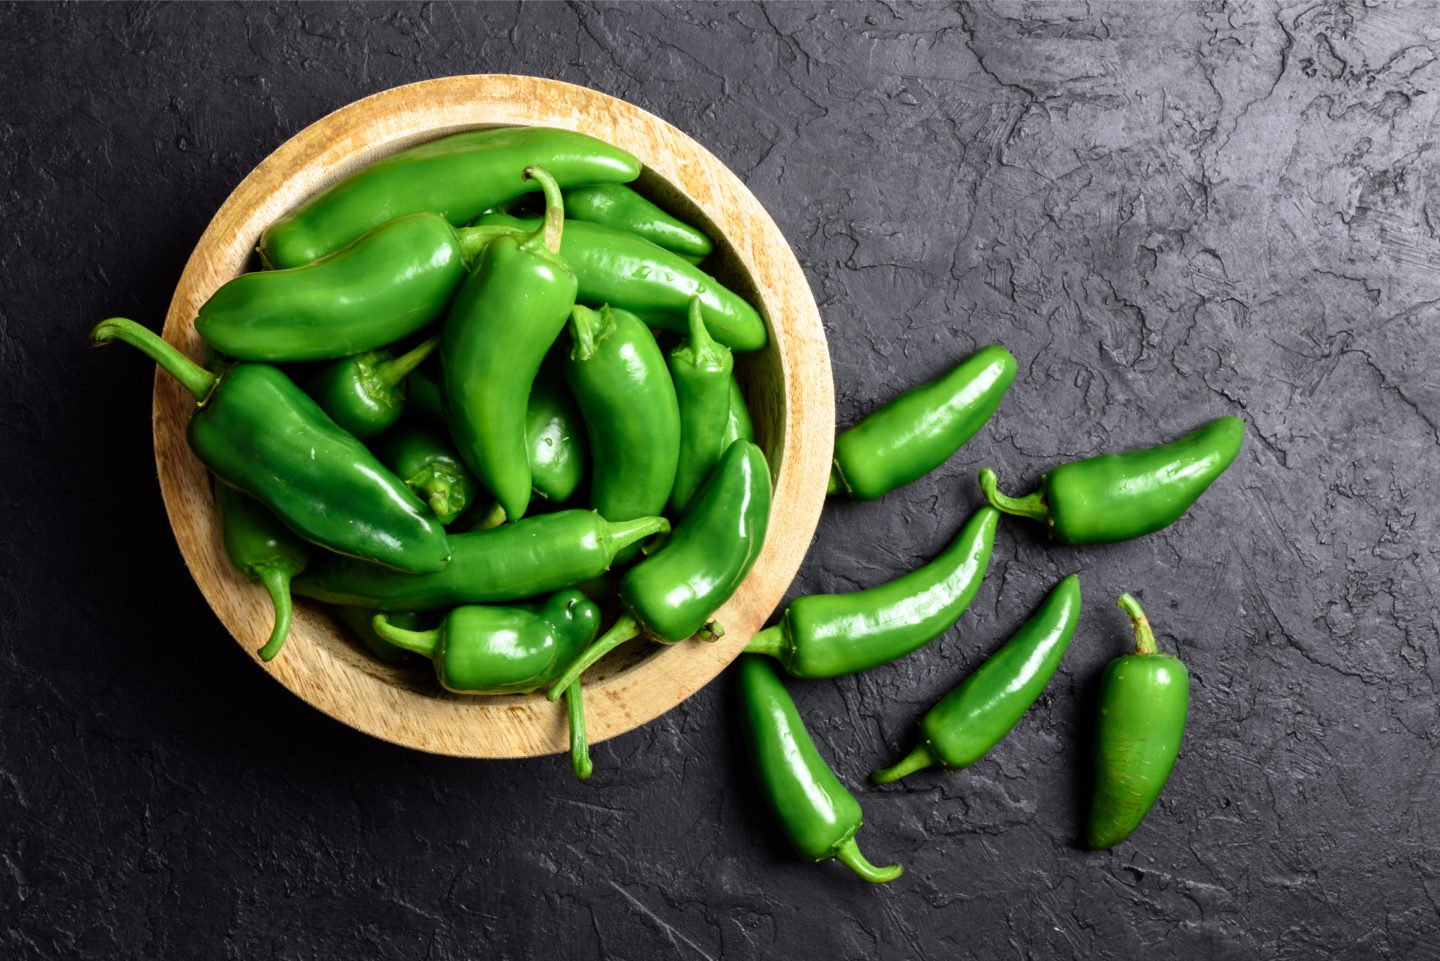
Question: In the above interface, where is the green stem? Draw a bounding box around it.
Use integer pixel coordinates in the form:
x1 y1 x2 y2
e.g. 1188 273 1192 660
89 318 217 402
832 835 904 884
568 305 609 362
684 296 727 368
370 614 441 658
455 224 524 267
564 679 593 781
826 464 844 496
978 467 1050 524
742 624 787 660
870 743 937 784
602 515 671 564
255 567 294 662
524 165 566 254
1117 592 1158 656
374 334 441 388
546 614 643 700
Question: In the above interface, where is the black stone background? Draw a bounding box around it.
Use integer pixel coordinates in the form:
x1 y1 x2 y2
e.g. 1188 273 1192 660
3 2 1437 958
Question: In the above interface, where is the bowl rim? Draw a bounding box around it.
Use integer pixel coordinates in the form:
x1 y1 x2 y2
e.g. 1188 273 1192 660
154 74 833 758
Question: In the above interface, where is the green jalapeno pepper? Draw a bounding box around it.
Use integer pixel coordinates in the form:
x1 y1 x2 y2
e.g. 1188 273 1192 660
1088 593 1190 849
305 334 440 440
199 214 519 362
474 213 767 351
91 319 451 574
547 441 771 697
213 481 309 662
293 510 669 612
376 417 478 526
737 655 903 883
979 416 1244 544
723 375 754 447
373 590 602 779
260 127 641 269
668 298 735 514
443 166 578 522
504 184 714 263
872 574 1081 784
746 506 998 679
565 304 680 526
527 356 589 505
331 605 425 665
830 344 1016 500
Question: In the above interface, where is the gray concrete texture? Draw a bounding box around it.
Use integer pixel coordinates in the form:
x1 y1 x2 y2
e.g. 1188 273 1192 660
1 2 1436 958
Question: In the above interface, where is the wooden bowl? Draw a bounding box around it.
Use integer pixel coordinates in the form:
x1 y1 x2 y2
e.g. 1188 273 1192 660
155 76 833 758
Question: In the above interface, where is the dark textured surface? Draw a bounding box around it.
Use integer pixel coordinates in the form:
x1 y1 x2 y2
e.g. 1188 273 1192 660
3 2 1438 957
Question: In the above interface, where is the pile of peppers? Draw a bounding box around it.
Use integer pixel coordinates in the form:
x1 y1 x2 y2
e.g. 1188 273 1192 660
93 122 1244 881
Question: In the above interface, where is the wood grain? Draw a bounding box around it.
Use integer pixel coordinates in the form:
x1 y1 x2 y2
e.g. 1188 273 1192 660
154 75 833 758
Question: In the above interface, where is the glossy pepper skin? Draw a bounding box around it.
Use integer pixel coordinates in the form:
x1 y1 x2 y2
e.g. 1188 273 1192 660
506 184 714 263
746 506 999 679
373 590 602 780
475 212 767 351
830 344 1016 500
214 482 308 661
737 656 903 883
668 298 735 513
91 319 451 574
565 304 680 525
259 127 641 268
376 418 478 526
443 166 577 522
331 606 425 665
199 213 517 361
305 334 440 439
527 356 589 505
872 574 1081 784
1088 594 1190 850
547 441 771 697
293 510 669 612
980 416 1244 544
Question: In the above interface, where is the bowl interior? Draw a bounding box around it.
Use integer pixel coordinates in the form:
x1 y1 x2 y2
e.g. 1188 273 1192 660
156 76 831 758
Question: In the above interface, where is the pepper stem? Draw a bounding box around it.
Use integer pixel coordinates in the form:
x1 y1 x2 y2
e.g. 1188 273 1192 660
255 567 295 662
370 614 441 658
1117 593 1158 656
89 318 217 403
978 467 1049 523
870 743 938 784
833 836 904 884
374 334 441 388
568 305 612 363
454 224 524 267
682 296 729 369
524 165 565 254
563 679 593 781
826 463 846 496
601 515 671 565
546 614 642 700
743 624 787 661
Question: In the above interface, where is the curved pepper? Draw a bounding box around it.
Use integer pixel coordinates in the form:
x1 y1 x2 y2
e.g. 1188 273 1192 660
90 318 451 573
305 334 440 439
213 481 308 661
547 441 771 698
376 417 478 526
830 344 1016 500
527 356 589 505
668 298 735 513
293 510 669 612
373 590 602 779
872 574 1081 783
199 214 518 361
1088 593 1190 849
564 304 681 527
260 127 641 268
737 655 903 883
474 212 766 351
979 416 1244 544
505 184 714 263
442 166 578 522
746 506 998 679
